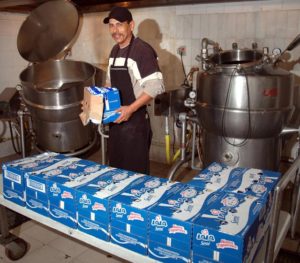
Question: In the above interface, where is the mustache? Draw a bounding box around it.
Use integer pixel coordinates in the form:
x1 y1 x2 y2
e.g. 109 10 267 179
112 33 123 38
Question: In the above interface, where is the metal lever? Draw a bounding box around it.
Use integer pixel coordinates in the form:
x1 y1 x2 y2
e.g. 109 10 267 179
274 34 300 66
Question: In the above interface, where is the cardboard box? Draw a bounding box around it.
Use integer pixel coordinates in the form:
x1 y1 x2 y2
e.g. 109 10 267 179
76 169 147 241
110 177 185 255
187 162 246 191
2 152 65 206
80 86 121 125
224 167 281 200
148 185 221 262
192 192 269 262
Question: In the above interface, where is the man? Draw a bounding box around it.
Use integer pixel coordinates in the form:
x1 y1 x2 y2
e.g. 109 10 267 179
103 6 165 174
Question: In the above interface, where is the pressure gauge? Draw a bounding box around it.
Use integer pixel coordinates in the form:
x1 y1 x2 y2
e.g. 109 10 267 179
272 48 281 56
189 90 197 99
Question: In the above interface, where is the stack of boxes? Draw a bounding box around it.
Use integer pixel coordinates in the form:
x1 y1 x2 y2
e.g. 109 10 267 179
1 155 281 262
189 163 280 262
2 152 65 206
148 184 221 262
76 168 147 241
110 177 184 255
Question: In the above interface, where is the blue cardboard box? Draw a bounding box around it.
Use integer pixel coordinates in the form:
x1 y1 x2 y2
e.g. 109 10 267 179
88 86 121 124
110 177 185 255
76 168 147 241
148 185 220 262
26 158 103 228
187 162 245 191
224 167 281 200
192 192 269 262
2 152 65 206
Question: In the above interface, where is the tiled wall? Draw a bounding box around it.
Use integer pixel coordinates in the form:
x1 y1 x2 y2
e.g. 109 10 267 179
0 0 300 161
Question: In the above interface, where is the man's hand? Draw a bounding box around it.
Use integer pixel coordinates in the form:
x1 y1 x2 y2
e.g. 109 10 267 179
114 92 153 124
114 105 134 123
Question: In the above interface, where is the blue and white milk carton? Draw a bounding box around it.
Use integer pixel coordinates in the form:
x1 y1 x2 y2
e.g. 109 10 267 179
148 185 220 263
88 86 121 124
187 162 246 191
224 167 281 201
24 154 74 216
2 152 64 206
110 176 185 255
32 158 103 227
76 168 147 241
193 192 269 263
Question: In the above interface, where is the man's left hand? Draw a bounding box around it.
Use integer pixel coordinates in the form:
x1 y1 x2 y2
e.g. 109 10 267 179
114 106 134 123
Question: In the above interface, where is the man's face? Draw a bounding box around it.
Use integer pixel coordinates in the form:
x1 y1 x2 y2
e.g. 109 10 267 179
108 18 134 48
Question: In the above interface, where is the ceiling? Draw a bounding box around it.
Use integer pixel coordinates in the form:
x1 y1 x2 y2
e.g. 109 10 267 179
0 0 257 13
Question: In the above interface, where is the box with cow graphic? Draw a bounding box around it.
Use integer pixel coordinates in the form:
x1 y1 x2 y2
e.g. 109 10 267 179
2 152 65 206
76 169 147 241
187 162 245 191
110 177 184 255
224 167 281 200
26 158 104 227
192 192 269 263
148 185 220 263
24 156 84 216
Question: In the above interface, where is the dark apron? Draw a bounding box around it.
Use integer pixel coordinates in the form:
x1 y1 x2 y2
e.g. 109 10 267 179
108 37 152 174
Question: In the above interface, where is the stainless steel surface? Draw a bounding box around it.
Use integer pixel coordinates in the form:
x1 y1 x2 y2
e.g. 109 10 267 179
266 154 300 263
17 0 79 62
20 59 96 153
197 44 295 170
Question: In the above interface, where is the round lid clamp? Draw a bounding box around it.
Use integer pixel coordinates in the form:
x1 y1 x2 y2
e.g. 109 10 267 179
17 0 80 63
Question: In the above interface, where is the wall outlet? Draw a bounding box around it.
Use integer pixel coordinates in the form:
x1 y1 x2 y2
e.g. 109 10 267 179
177 46 186 56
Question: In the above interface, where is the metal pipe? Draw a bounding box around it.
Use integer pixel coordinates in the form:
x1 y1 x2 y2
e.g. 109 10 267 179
179 113 187 161
280 127 300 135
18 110 26 158
191 122 202 171
98 124 108 165
290 171 300 239
168 153 192 182
266 154 300 263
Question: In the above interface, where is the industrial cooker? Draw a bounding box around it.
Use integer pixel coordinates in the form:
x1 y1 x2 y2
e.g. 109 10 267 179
196 37 300 170
17 0 96 154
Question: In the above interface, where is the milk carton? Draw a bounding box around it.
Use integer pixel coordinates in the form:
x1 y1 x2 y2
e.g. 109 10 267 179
80 86 121 125
193 192 269 262
187 162 246 191
76 168 147 241
110 177 184 255
148 185 220 263
25 156 97 217
224 167 281 200
28 158 103 227
2 152 65 206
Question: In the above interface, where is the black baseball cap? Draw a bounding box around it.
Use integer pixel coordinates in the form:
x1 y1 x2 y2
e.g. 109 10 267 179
103 7 133 24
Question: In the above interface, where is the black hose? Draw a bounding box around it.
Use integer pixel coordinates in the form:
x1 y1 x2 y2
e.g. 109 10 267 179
8 121 21 154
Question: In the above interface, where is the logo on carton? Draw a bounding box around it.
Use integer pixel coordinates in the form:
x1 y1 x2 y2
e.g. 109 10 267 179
169 224 187 234
79 194 91 206
92 202 106 211
151 215 168 231
127 212 144 221
196 229 215 246
84 165 101 173
61 191 73 199
251 184 267 194
112 203 127 217
50 183 61 195
217 239 238 250
221 195 239 207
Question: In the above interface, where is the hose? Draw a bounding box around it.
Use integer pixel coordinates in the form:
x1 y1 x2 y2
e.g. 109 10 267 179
165 134 171 164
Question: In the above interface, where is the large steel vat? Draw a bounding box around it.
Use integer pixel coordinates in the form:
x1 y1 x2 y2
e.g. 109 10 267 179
196 44 295 170
17 0 96 153
20 60 95 152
